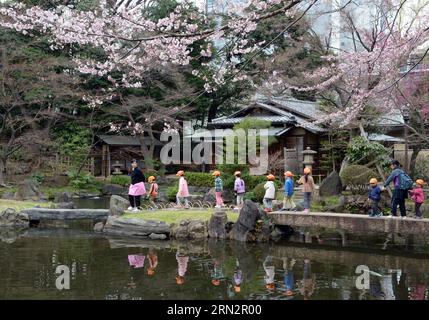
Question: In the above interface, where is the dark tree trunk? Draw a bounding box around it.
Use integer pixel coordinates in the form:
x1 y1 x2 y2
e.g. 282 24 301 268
0 157 6 186
138 134 155 170
409 145 422 178
207 101 218 123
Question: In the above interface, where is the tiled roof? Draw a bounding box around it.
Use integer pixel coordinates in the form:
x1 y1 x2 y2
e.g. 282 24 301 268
368 134 405 143
98 135 163 146
210 101 326 133
270 98 325 120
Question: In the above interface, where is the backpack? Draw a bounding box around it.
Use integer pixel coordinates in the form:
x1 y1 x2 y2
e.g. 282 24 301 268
398 171 413 190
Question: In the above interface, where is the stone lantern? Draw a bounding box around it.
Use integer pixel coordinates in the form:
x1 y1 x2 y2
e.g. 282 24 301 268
302 147 317 171
112 161 122 175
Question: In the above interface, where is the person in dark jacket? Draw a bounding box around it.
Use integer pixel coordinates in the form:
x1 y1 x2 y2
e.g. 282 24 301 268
128 160 146 212
383 160 408 218
368 178 382 217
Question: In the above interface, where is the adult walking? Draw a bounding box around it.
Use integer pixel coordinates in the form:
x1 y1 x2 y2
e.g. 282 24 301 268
383 160 413 218
128 159 146 212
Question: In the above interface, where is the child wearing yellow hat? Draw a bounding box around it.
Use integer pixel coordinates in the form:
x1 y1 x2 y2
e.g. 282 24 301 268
409 179 425 219
263 174 276 212
147 176 159 209
234 171 246 210
282 171 296 211
298 168 315 213
368 178 382 217
213 170 224 208
175 171 190 209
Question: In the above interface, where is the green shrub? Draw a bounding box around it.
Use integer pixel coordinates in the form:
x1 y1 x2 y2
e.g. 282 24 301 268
346 136 390 168
340 165 378 194
67 171 97 190
217 164 250 176
31 171 45 184
243 191 257 202
243 175 268 190
166 186 179 202
185 172 213 188
414 157 429 182
110 175 130 187
253 182 266 203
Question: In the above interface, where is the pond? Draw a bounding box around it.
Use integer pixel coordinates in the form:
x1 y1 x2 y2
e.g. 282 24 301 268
1 226 429 300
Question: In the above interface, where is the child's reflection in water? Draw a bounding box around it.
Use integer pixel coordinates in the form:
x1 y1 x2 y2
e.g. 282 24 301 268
233 258 243 293
263 256 276 291
282 257 296 298
147 249 158 276
211 258 225 287
299 259 316 300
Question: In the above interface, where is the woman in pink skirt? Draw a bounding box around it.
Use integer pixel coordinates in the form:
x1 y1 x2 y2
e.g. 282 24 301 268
128 160 146 212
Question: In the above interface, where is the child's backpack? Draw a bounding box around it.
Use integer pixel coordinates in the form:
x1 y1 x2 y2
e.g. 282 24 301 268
398 170 414 190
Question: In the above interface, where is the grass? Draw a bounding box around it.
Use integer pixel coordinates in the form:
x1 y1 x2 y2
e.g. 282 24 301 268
122 209 240 225
0 199 51 212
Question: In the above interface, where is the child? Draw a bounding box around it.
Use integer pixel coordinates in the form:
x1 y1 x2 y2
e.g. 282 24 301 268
234 171 246 210
263 174 276 213
409 179 425 219
175 170 190 209
368 178 382 217
213 170 224 208
298 168 315 213
147 176 159 209
282 171 296 211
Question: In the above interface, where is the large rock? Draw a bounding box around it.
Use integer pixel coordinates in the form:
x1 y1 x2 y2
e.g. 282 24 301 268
102 184 127 196
14 179 42 201
228 200 262 242
56 202 76 209
208 210 228 239
54 192 73 203
93 222 105 232
103 216 170 237
109 195 129 216
170 219 208 239
0 208 29 227
319 171 343 197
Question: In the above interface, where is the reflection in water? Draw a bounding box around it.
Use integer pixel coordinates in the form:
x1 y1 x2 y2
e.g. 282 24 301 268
176 251 189 285
1 228 429 300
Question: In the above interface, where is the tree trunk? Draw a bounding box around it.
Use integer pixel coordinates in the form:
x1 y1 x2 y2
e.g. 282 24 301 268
0 157 6 186
138 135 155 170
358 123 392 197
409 145 421 178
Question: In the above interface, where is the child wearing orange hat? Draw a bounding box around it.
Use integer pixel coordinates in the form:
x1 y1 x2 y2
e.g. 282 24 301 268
263 174 276 212
282 171 296 211
409 179 425 219
234 171 246 210
147 176 159 210
175 170 190 209
368 178 382 217
213 170 224 208
298 168 315 213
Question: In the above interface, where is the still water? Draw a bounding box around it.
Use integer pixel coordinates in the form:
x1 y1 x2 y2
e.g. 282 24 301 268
1 225 429 300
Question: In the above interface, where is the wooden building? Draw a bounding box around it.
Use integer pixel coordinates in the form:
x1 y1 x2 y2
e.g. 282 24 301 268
92 135 163 177
206 98 328 175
